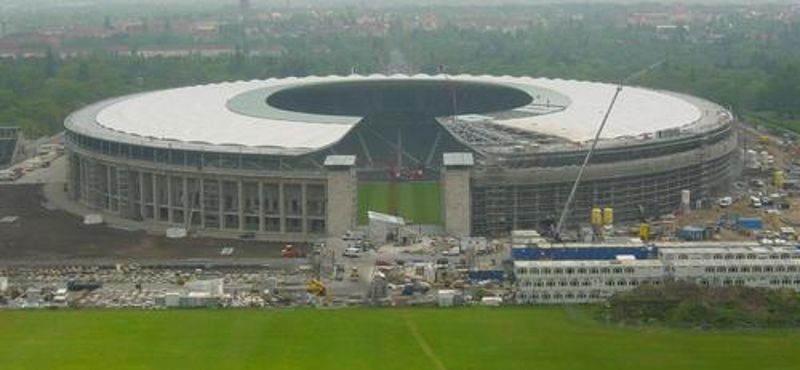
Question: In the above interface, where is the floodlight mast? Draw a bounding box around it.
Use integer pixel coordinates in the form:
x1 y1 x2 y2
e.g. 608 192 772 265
553 60 665 238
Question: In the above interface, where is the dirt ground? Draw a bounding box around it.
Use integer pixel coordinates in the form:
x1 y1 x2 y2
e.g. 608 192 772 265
0 185 285 261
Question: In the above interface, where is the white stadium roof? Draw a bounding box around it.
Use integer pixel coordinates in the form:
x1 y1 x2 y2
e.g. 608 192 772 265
68 74 722 155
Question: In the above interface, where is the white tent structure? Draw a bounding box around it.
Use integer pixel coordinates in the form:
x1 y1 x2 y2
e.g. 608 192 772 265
367 211 405 244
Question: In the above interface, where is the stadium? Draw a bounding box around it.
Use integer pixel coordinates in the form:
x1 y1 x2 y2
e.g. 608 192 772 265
63 74 738 241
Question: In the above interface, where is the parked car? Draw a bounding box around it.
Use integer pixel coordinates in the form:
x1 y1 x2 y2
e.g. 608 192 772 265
343 247 362 258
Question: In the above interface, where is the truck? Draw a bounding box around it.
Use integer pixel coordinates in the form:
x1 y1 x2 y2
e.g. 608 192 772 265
349 267 360 282
281 245 306 258
66 280 103 291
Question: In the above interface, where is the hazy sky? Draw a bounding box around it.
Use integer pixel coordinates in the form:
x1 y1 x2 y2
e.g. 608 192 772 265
3 0 797 5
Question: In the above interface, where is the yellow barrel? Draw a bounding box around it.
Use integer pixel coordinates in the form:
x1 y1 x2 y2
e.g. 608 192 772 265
639 222 650 240
590 207 603 226
603 207 614 226
773 170 785 188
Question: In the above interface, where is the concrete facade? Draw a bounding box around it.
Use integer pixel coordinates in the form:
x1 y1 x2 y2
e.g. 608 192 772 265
67 146 329 242
325 158 357 238
442 156 473 237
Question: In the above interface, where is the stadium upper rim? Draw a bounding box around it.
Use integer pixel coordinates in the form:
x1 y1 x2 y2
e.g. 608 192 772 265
64 74 732 157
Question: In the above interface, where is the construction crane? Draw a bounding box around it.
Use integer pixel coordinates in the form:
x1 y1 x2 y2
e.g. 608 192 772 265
554 60 665 239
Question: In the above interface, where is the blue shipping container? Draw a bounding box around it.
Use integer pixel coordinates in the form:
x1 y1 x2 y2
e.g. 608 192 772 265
511 246 656 261
737 217 763 230
467 270 505 282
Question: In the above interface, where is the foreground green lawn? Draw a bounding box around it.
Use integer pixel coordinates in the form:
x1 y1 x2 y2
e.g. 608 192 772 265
357 181 441 224
0 307 797 370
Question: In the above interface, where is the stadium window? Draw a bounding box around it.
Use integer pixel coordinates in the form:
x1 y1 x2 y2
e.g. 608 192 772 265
581 280 591 286
577 268 587 274
716 267 726 273
624 267 634 274
534 281 544 287
764 266 774 273
554 268 564 274
566 268 574 274
753 266 762 273
569 280 579 287
546 281 555 287
724 254 734 260
601 268 611 274
781 254 790 260
590 268 600 274
783 279 792 285
705 267 715 273
741 267 750 273
746 254 756 260
776 266 786 272
517 268 528 275
617 280 626 286
613 268 623 274
542 268 551 274
788 266 797 272
605 281 614 286
559 280 568 287
728 267 738 273
531 268 539 275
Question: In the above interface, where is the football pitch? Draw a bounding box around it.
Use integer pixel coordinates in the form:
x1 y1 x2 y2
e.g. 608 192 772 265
357 181 441 225
0 307 797 370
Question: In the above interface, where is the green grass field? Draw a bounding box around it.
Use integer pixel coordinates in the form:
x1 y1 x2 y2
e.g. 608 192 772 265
0 307 798 370
357 181 441 225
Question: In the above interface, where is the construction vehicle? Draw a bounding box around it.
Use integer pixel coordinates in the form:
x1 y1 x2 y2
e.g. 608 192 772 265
281 244 306 258
349 266 360 282
306 279 327 297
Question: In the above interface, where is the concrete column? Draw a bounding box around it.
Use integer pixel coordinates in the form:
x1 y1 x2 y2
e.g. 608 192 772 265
238 180 244 231
105 165 112 211
183 176 189 225
151 174 157 220
258 181 265 232
442 153 474 237
278 182 285 233
218 179 223 229
139 171 145 219
324 155 357 238
199 178 205 229
167 175 173 223
301 183 308 234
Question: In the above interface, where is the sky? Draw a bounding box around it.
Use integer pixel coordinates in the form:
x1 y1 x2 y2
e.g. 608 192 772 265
3 0 797 5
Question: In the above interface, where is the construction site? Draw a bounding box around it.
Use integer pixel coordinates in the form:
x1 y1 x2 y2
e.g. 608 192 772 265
0 74 798 309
